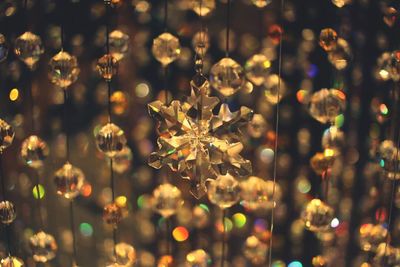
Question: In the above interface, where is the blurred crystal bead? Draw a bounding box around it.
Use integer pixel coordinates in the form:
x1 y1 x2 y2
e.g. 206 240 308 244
192 30 210 57
262 74 286 104
0 200 16 224
319 28 338 52
359 224 388 252
54 162 85 199
247 114 267 138
328 38 352 70
49 51 79 88
14 31 44 69
111 91 129 115
185 249 211 267
245 54 271 86
109 30 129 61
158 255 173 267
373 243 400 266
331 0 351 8
103 202 123 227
312 255 327 267
97 54 118 81
152 32 181 66
383 7 398 27
190 0 215 16
377 51 400 81
301 198 334 232
0 256 24 267
240 176 281 211
322 126 344 151
251 0 272 8
310 152 335 175
0 33 8 63
207 173 240 209
192 205 209 229
152 183 183 218
0 119 14 153
111 146 132 174
379 140 400 180
20 135 49 169
210 57 245 97
29 231 58 263
309 89 346 124
95 123 126 157
115 242 136 266
243 235 268 265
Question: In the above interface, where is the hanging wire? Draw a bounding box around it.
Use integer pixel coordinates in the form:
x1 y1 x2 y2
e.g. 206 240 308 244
225 0 231 57
267 0 285 265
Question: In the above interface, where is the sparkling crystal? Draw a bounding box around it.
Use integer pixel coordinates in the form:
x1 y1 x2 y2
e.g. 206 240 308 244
115 242 136 266
29 231 58 263
207 173 240 209
0 256 24 267
310 152 335 175
245 54 271 86
0 33 8 63
301 198 334 232
192 30 210 57
190 0 215 16
240 176 282 211
359 224 388 252
383 7 398 27
185 249 211 267
312 255 327 267
49 51 79 88
152 32 181 66
309 89 346 124
109 30 129 61
103 202 123 227
210 57 245 97
54 162 85 199
95 123 126 157
112 146 132 174
251 0 272 7
20 135 49 169
0 200 16 224
319 28 338 52
0 119 14 153
243 236 268 265
152 183 183 218
97 54 118 81
378 140 400 180
327 38 352 70
373 243 400 266
14 31 44 69
262 74 286 104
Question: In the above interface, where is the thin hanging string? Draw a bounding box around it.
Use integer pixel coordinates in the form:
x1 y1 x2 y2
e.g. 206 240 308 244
258 8 264 48
64 90 70 162
220 209 226 267
267 0 284 265
163 0 170 105
225 0 231 57
0 155 12 256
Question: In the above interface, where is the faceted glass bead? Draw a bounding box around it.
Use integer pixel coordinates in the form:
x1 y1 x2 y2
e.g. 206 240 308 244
0 256 24 267
29 231 58 263
327 38 352 70
14 31 44 69
115 242 136 266
95 123 126 158
20 135 49 169
240 176 282 211
322 126 344 151
0 119 14 153
207 173 240 209
112 146 132 174
373 243 400 266
301 198 334 232
54 162 85 199
378 140 400 180
109 30 130 61
0 33 8 63
0 200 16 224
190 0 215 16
312 255 327 267
310 152 335 175
262 74 286 104
251 0 272 8
97 54 118 81
152 183 183 218
185 249 211 267
103 202 123 227
49 51 79 88
359 224 388 252
319 28 338 52
309 89 346 124
192 30 210 57
152 32 181 66
243 235 268 265
245 54 271 86
210 57 245 97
